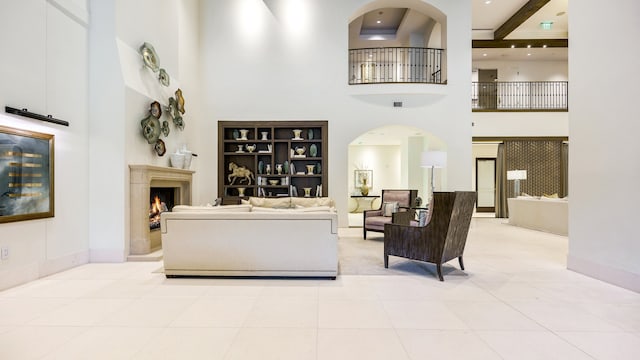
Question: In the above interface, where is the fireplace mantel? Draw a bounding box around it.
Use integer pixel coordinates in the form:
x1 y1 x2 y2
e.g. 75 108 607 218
129 165 194 255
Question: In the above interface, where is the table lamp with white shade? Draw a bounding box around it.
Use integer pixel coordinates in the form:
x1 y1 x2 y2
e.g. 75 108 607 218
421 151 447 201
506 169 527 197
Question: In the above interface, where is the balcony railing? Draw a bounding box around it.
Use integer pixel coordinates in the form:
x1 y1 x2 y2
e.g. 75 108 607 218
472 81 568 111
349 47 445 85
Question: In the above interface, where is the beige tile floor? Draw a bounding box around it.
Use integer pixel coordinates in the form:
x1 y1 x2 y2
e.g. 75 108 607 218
1 218 639 359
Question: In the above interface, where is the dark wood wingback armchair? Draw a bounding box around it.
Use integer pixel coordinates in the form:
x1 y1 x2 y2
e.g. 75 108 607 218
363 189 418 239
383 191 476 281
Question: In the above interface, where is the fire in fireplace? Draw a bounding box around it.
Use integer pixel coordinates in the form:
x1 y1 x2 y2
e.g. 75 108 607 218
149 187 176 230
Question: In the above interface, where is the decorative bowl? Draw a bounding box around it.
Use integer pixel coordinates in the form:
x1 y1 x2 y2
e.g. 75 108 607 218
269 180 279 186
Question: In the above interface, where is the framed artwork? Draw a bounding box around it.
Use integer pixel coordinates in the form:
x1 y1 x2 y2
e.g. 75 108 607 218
0 125 54 223
354 169 373 189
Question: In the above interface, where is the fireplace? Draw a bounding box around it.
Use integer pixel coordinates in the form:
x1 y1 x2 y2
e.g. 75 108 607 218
149 187 176 230
130 165 194 255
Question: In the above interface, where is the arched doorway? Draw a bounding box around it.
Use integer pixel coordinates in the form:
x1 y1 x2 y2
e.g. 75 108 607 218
347 125 446 227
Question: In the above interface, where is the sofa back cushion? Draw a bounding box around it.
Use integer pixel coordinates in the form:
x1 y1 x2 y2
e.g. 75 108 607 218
246 197 292 208
252 205 332 213
291 197 334 208
172 204 252 212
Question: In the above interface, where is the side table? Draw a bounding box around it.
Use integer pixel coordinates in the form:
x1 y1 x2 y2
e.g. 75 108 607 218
350 195 381 213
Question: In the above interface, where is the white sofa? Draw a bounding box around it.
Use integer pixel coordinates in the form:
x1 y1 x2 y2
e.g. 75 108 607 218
508 196 568 236
160 198 338 278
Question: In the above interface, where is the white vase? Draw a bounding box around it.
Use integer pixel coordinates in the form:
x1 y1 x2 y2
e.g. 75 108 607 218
239 129 249 140
170 152 185 168
181 150 192 169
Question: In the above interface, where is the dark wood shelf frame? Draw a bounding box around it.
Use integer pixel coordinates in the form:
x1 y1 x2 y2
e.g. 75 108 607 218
218 121 328 204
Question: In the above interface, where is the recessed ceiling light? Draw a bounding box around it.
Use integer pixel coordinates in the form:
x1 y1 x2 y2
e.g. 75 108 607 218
483 53 487 57
543 44 547 48
527 53 531 56
485 1 492 4
511 44 515 48
376 20 382 24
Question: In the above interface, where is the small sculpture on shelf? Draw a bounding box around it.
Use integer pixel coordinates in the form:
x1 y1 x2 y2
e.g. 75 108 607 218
310 144 318 157
228 162 254 185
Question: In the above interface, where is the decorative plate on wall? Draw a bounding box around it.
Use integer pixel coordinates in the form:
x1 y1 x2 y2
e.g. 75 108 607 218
150 101 162 118
161 120 170 137
140 115 161 144
139 42 160 72
174 115 185 131
158 68 170 86
175 88 185 114
154 139 166 156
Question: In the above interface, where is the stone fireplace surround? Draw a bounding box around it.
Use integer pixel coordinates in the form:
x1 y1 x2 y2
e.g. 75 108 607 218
129 165 194 256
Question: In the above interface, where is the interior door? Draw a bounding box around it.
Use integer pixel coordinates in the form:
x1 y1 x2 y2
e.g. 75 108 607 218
476 158 496 212
478 69 498 109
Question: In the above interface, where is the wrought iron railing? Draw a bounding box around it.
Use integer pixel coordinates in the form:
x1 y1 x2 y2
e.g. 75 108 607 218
472 81 568 111
349 47 445 84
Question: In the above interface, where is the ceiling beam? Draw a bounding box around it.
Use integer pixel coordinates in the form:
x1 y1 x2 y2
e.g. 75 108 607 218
494 0 551 40
473 39 568 48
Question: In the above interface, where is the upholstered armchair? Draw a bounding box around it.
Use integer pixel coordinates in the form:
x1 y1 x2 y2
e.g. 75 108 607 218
383 191 476 281
363 189 418 239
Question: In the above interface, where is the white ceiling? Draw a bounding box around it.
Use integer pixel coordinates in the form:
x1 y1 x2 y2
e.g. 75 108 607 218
472 0 568 61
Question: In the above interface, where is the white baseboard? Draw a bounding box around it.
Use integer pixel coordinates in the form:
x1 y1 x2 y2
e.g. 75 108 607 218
39 250 89 277
0 250 89 292
89 248 127 263
567 255 640 293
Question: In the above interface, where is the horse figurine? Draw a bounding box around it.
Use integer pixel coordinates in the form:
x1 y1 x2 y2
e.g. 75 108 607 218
228 162 254 185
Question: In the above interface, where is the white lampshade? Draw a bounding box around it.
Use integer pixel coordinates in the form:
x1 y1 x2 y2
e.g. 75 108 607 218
507 170 527 180
421 151 447 168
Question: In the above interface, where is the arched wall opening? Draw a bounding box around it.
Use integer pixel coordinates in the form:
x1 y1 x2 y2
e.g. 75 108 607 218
347 124 447 227
348 0 448 84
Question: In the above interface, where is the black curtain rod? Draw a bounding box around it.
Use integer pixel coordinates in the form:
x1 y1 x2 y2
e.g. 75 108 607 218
5 106 69 127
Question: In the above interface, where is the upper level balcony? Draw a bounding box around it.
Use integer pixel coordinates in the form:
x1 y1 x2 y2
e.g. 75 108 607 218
472 81 568 112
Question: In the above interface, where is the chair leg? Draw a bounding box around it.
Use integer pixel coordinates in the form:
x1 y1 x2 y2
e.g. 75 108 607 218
458 256 465 270
384 254 389 268
436 264 444 281
363 228 367 240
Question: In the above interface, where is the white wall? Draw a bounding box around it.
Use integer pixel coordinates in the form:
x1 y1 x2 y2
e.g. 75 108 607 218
199 0 472 225
0 1 90 290
473 112 568 137
568 0 640 292
472 60 568 82
348 145 402 195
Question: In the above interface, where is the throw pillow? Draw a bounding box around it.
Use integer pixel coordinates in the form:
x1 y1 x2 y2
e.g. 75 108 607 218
418 210 428 226
382 201 399 217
